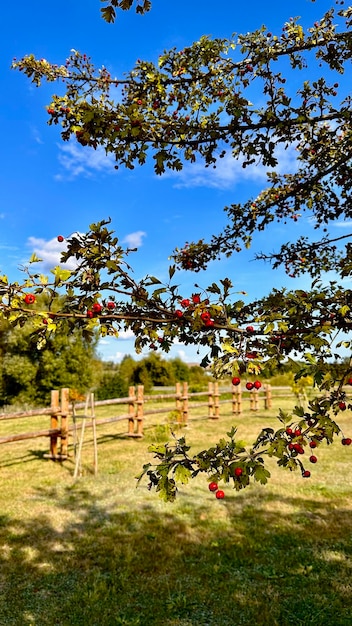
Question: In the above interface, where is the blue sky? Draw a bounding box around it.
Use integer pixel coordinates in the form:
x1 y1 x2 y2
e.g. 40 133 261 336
1 0 347 363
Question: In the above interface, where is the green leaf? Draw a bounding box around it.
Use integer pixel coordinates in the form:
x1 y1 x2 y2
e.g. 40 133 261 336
174 464 191 484
253 465 271 485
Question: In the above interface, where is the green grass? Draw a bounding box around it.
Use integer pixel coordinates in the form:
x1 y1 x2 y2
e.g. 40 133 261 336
0 394 352 625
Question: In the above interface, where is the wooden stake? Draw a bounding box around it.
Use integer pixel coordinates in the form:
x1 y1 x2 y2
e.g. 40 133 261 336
60 388 69 458
182 382 189 425
214 382 220 419
50 390 59 459
136 385 144 437
91 392 98 476
73 394 89 480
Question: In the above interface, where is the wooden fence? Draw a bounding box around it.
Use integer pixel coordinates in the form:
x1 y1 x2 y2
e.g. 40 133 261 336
0 382 274 462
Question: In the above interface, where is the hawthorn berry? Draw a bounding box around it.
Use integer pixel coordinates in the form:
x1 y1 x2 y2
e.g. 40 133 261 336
174 309 183 319
107 301 116 310
303 470 311 478
309 455 318 464
87 310 94 319
246 325 254 333
339 402 347 411
254 380 262 390
232 377 241 386
342 438 352 446
309 441 317 449
57 235 64 242
92 303 102 314
24 294 36 305
200 311 211 322
180 299 190 308
208 481 218 492
215 490 225 499
192 294 201 304
246 382 254 391
294 428 302 437
234 467 243 477
347 378 352 386
286 428 293 436
205 319 215 328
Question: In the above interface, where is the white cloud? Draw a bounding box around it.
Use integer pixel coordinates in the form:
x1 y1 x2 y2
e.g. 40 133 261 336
169 144 297 190
26 236 77 271
55 142 115 179
118 328 135 340
0 213 5 219
334 221 352 228
122 231 146 248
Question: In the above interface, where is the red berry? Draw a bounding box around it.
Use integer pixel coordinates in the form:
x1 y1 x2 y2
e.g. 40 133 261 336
208 481 218 492
192 294 201 304
339 402 347 411
347 378 352 386
92 303 102 314
234 467 243 477
24 294 36 305
246 382 254 391
43 318 48 325
57 235 64 242
342 438 352 446
205 319 215 328
174 309 183 318
180 299 190 308
107 301 115 310
294 428 301 437
303 470 311 478
246 325 254 333
288 443 294 451
87 310 94 319
309 455 318 464
137 99 143 105
286 428 293 436
232 377 241 386
200 311 211 322
215 490 225 499
309 441 317 449
253 380 262 390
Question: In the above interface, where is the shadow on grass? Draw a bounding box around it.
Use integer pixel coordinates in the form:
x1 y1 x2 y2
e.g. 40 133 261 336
0 487 351 626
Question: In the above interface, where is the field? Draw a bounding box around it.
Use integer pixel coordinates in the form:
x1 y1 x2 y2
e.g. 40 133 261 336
0 393 352 626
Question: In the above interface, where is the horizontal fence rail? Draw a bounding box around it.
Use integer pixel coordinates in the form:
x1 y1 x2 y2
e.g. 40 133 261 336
0 383 306 465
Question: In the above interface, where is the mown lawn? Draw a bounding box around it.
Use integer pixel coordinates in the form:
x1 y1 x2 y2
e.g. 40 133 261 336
0 392 351 625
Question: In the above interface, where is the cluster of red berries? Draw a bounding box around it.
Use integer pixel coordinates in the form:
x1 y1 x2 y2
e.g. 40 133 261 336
175 294 215 327
231 377 262 390
87 301 116 318
208 482 225 499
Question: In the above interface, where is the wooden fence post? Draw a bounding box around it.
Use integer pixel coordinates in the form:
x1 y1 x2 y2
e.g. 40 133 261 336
264 384 272 409
175 382 182 424
208 382 214 418
136 385 144 437
214 382 220 419
50 390 59 459
232 385 242 414
60 388 69 458
128 386 136 435
182 381 189 425
253 389 259 411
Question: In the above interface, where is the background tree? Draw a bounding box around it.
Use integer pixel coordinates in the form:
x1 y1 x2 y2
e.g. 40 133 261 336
2 1 352 499
0 315 100 406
